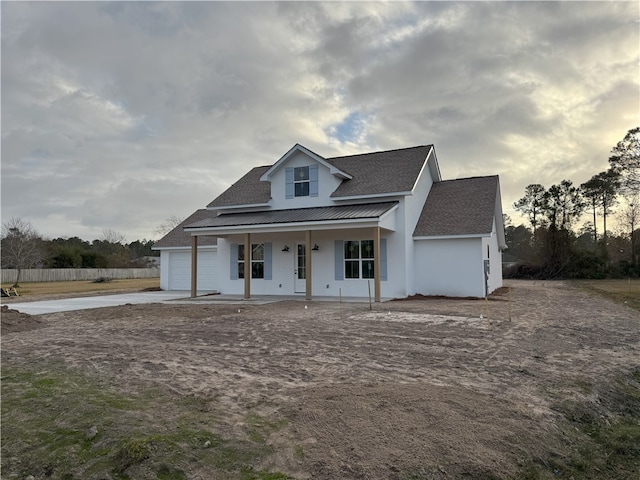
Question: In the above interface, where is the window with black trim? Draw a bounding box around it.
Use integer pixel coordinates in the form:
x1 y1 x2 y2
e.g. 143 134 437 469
238 243 264 279
294 166 310 197
344 240 374 279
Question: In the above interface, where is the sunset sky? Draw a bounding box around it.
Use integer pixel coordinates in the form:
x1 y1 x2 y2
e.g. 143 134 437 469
2 1 638 241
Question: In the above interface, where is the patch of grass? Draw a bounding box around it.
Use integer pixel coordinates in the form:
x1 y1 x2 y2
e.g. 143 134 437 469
517 369 640 479
1 361 292 479
293 444 304 460
573 278 640 311
157 463 188 480
245 412 287 443
113 437 152 474
514 463 543 480
238 467 291 480
1 277 160 298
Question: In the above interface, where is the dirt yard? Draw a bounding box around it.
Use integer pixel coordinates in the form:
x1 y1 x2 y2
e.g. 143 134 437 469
2 280 639 479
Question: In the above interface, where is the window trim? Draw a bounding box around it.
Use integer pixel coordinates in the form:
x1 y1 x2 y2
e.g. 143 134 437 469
251 243 264 279
286 165 318 199
237 244 245 279
238 243 265 279
294 166 310 197
343 239 375 280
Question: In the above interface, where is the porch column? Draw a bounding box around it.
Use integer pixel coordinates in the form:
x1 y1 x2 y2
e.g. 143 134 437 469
305 230 312 301
374 226 381 302
244 233 251 299
191 235 198 298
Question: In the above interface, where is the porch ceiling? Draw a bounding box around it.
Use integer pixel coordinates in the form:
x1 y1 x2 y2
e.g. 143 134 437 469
184 201 398 235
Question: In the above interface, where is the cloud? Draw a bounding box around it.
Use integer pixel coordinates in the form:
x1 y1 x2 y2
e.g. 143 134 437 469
1 1 638 240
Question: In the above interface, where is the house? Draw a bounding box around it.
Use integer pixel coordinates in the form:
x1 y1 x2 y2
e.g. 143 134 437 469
153 144 506 299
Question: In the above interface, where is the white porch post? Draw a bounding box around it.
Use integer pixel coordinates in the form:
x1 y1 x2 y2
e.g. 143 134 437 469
190 235 198 298
374 226 381 302
244 232 251 299
305 230 312 301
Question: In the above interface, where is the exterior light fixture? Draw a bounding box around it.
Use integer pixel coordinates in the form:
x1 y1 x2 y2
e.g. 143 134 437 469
282 245 290 252
312 244 319 251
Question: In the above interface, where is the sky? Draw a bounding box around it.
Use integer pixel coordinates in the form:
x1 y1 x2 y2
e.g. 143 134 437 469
2 1 639 243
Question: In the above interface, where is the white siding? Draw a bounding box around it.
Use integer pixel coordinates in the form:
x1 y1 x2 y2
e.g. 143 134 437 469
159 250 171 290
217 228 407 298
413 237 485 297
269 151 342 210
402 148 436 294
482 217 503 294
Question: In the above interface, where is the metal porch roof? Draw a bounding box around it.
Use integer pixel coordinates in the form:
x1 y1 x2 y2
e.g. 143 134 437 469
185 202 399 230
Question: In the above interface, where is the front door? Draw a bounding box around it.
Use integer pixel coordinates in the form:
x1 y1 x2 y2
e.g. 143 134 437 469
294 243 306 293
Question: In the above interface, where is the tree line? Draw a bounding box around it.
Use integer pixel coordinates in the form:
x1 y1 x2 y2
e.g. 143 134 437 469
1 219 163 286
507 126 639 279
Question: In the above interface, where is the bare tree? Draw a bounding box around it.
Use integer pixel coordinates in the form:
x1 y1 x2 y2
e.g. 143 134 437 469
155 215 184 236
101 229 126 244
1 217 44 286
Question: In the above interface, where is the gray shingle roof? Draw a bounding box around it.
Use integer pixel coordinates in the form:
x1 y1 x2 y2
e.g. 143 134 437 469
186 202 398 230
207 166 271 208
153 209 218 249
328 145 432 197
413 176 499 237
206 145 433 208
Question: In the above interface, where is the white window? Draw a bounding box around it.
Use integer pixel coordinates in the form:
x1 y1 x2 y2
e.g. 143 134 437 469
344 240 374 279
238 244 264 279
294 166 309 197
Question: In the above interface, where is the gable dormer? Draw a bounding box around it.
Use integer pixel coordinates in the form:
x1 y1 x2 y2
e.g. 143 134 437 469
207 144 438 213
259 144 352 209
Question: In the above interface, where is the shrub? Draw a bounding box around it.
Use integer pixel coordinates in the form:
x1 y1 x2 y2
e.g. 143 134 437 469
92 277 112 284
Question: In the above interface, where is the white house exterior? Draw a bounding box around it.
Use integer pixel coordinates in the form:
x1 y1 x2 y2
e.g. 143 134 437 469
154 144 506 299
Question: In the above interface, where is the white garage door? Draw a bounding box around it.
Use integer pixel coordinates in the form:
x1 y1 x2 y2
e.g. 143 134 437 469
168 251 217 291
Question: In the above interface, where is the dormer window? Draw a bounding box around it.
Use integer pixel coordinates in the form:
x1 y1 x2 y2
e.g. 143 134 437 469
294 166 310 197
285 164 318 199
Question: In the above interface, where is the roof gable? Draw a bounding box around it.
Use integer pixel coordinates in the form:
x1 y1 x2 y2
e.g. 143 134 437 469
259 144 352 181
328 145 434 198
413 176 500 237
206 144 438 209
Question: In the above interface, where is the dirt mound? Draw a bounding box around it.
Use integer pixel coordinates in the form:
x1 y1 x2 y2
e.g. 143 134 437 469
1 305 46 334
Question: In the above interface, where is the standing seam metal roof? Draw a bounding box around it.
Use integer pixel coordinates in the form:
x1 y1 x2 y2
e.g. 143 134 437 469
185 202 399 230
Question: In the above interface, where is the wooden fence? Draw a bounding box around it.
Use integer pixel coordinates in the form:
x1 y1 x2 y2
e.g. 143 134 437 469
1 268 160 284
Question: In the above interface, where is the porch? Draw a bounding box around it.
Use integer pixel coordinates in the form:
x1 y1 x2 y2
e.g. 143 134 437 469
184 202 400 302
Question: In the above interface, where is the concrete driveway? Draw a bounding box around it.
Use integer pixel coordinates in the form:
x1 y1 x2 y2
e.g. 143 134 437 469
5 291 385 315
5 291 196 315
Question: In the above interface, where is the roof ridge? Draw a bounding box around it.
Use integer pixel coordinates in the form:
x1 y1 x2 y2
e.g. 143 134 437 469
326 144 433 161
436 175 498 183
